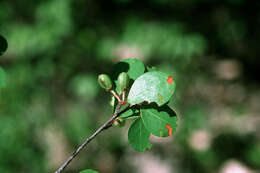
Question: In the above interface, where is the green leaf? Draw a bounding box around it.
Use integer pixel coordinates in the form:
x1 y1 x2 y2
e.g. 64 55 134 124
111 58 145 80
119 106 139 119
141 104 178 137
79 169 98 173
0 66 6 87
146 66 158 72
128 71 176 106
111 58 145 94
128 118 152 152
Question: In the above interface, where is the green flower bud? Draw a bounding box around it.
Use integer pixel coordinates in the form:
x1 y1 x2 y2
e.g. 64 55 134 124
98 74 112 91
118 72 129 92
112 118 125 127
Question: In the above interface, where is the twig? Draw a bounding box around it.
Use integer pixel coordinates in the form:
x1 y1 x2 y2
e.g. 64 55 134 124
55 103 126 173
110 90 121 102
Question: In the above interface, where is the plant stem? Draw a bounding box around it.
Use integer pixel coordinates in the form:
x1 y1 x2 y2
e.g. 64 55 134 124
55 103 125 173
110 90 121 102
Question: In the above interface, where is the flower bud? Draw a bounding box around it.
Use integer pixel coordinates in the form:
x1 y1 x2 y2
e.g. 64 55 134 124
118 72 129 92
98 74 112 91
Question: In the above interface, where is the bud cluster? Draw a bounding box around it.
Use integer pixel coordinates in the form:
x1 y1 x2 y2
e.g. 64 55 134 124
98 72 130 103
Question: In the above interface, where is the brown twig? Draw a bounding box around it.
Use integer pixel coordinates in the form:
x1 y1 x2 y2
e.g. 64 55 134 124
55 103 128 173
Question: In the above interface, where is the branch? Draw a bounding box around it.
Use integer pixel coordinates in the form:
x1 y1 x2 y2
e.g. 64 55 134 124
55 103 128 173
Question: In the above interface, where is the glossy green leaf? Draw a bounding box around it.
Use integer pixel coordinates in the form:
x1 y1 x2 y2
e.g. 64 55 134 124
128 118 152 152
128 71 176 106
80 169 98 173
141 104 178 137
0 67 6 87
111 58 145 94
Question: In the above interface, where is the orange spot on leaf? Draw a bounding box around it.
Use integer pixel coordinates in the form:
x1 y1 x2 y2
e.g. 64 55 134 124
167 76 174 84
165 124 173 136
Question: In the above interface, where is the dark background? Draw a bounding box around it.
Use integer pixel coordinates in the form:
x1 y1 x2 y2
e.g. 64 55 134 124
1 0 260 172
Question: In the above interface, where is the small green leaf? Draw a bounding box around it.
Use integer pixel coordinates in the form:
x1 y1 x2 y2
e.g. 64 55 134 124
128 71 176 106
119 107 139 119
128 118 152 152
111 58 145 80
141 104 178 137
0 66 6 87
80 169 98 173
111 58 145 94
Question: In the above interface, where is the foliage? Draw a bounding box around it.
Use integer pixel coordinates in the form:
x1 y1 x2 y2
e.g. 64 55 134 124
0 0 260 172
128 118 152 152
140 104 177 137
128 71 176 106
99 59 178 153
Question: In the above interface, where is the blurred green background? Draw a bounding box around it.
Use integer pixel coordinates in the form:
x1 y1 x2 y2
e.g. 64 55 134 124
1 0 260 173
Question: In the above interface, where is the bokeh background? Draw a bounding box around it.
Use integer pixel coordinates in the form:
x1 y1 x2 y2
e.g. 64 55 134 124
1 0 260 173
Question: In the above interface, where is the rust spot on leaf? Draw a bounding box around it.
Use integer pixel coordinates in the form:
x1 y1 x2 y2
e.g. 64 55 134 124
167 76 174 84
165 124 173 136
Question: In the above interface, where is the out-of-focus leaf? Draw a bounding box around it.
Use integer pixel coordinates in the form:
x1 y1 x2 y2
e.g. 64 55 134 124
80 169 98 173
69 74 99 100
0 67 6 87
